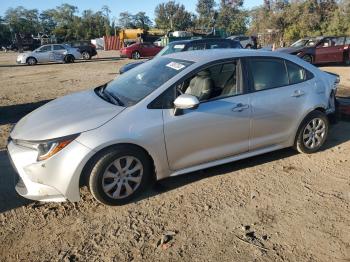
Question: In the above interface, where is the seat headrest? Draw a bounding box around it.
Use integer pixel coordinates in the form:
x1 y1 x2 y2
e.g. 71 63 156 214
197 70 210 77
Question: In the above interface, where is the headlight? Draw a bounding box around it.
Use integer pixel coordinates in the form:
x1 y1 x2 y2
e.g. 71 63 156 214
14 134 79 161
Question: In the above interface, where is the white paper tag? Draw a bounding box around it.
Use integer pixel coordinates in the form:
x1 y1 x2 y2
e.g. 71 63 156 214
166 62 185 70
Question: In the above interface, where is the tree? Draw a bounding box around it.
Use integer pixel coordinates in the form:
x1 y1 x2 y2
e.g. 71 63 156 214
4 6 40 34
196 0 216 29
217 0 247 34
118 12 135 28
101 5 111 36
155 1 193 30
133 12 152 30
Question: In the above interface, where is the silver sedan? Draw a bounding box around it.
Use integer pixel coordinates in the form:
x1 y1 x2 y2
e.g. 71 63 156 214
16 44 82 65
8 49 338 205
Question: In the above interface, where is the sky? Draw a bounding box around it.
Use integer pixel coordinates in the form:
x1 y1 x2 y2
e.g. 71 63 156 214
0 0 262 20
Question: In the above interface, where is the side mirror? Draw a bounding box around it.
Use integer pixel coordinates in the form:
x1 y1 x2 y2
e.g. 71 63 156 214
173 94 199 115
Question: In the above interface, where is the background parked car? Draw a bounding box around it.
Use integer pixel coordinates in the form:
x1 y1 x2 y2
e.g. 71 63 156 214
227 35 257 49
65 40 97 60
16 44 81 65
278 36 350 65
120 42 163 59
275 37 320 54
119 38 242 74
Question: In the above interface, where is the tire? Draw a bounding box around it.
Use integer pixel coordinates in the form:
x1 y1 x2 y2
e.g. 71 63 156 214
88 145 153 206
64 55 75 63
294 110 329 154
302 54 313 64
132 51 141 59
26 57 37 65
245 44 252 49
344 54 350 66
82 51 91 60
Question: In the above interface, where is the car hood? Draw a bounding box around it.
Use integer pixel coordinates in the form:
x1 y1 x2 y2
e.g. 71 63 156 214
11 89 125 141
275 47 303 54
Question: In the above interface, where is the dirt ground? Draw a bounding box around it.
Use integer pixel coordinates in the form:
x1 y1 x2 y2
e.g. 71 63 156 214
0 51 349 261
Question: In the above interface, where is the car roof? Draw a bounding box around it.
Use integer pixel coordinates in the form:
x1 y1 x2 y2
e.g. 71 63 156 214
170 38 236 45
163 49 299 63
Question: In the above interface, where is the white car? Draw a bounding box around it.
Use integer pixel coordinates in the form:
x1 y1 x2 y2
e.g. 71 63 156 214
16 44 82 65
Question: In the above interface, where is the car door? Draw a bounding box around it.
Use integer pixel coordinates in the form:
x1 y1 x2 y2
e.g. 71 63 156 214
35 45 52 63
162 59 251 171
52 44 66 61
332 37 346 62
246 57 311 150
315 37 337 63
139 43 153 57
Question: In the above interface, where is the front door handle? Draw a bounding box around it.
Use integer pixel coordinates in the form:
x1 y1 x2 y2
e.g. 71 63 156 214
291 90 305 97
232 103 249 112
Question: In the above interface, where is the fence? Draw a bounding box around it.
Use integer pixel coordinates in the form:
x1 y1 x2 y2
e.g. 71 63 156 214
103 36 123 50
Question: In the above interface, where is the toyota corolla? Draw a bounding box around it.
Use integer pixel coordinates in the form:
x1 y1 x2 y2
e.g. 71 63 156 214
7 49 338 206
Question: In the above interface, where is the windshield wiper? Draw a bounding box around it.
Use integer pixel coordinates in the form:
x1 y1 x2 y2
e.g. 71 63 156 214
100 85 124 106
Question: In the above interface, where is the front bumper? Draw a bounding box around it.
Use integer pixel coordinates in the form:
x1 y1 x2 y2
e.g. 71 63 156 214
7 139 93 202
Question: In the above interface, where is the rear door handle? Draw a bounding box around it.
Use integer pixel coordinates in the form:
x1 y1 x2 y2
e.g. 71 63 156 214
291 90 305 97
232 103 249 112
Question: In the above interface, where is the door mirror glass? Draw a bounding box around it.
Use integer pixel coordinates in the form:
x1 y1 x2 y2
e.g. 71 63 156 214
174 94 199 110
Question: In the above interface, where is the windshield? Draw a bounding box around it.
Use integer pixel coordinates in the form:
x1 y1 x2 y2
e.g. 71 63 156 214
291 39 308 47
291 39 317 48
154 43 186 58
104 57 193 106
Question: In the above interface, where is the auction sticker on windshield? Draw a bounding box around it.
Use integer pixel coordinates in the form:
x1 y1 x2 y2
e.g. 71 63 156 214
166 62 186 70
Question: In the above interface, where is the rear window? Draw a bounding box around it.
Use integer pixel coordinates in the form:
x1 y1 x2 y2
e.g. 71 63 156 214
207 42 231 49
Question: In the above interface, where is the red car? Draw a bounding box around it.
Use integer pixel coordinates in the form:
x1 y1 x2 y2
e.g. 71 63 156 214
296 36 350 65
279 36 350 65
120 42 163 59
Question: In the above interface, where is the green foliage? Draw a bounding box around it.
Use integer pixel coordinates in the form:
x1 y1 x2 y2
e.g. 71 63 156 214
217 0 247 34
249 0 350 43
155 1 194 30
196 0 216 29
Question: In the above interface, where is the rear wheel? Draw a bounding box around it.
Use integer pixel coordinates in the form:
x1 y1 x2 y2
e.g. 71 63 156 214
82 51 91 60
302 54 313 64
132 51 141 59
26 57 37 65
344 54 350 66
88 146 153 206
294 111 329 154
64 55 75 63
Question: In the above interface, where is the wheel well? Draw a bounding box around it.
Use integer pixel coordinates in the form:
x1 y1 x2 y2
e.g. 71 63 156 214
79 143 156 187
314 107 326 113
294 108 326 145
26 56 37 62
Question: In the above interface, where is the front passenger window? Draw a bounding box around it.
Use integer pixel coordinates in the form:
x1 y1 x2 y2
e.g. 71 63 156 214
178 60 243 102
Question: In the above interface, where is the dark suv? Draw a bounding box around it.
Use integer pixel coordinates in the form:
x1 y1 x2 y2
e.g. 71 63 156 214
278 36 350 65
119 38 242 74
66 41 97 60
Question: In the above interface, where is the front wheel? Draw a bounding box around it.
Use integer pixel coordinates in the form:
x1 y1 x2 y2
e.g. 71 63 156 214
88 146 153 206
294 111 329 154
302 54 313 64
26 57 37 65
132 51 141 59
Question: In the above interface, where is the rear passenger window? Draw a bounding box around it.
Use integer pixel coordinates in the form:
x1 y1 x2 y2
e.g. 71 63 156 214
286 61 306 84
334 37 345 46
345 37 350 45
248 58 289 91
